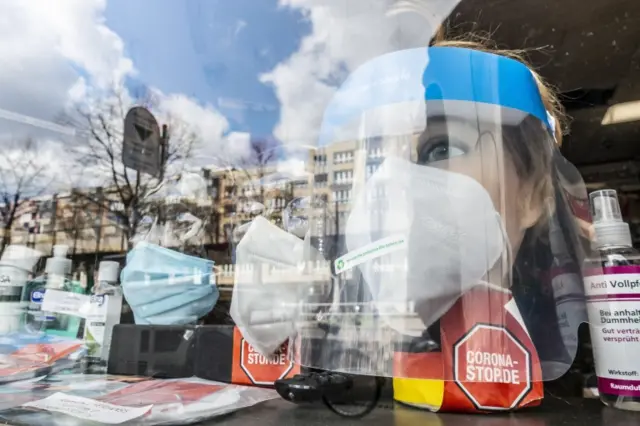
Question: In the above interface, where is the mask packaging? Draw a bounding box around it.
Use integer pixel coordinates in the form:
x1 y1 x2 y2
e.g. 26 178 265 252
230 216 321 357
121 242 218 325
0 376 279 426
83 261 123 362
0 245 42 334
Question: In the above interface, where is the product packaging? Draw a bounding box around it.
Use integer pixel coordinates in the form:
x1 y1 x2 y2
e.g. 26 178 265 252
107 325 198 378
107 324 301 387
393 286 544 412
0 376 278 425
0 332 86 384
583 189 640 411
0 373 148 410
195 326 300 387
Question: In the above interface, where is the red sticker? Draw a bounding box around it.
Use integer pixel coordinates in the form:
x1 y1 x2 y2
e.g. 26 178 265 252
231 327 299 387
454 324 532 411
239 338 294 386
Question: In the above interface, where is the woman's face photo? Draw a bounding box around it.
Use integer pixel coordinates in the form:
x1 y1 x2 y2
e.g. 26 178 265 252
416 115 539 256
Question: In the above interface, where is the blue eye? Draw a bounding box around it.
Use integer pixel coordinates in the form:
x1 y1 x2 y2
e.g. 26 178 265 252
418 140 466 164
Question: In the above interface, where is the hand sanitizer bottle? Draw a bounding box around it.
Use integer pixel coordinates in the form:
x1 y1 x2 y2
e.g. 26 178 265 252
584 189 640 411
84 261 122 362
41 245 86 338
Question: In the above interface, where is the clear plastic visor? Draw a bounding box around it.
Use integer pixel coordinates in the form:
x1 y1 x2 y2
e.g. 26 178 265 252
277 99 590 384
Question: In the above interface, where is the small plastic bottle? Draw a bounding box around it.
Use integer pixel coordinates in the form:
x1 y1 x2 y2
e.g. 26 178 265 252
84 261 123 361
583 189 640 411
41 245 85 338
24 246 74 333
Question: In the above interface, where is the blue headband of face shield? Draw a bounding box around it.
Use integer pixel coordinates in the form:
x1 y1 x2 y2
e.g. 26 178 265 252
317 46 553 146
121 242 218 325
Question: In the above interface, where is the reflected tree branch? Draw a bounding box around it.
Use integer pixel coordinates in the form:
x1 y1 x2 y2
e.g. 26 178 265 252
59 85 198 249
0 138 54 254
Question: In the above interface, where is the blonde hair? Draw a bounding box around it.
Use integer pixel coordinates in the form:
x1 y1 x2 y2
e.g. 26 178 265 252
430 28 566 146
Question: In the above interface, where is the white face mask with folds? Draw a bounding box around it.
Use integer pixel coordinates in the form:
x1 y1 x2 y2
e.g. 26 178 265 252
230 216 323 356
343 156 509 335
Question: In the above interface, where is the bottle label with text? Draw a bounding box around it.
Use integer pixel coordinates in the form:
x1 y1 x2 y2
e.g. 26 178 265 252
584 266 640 397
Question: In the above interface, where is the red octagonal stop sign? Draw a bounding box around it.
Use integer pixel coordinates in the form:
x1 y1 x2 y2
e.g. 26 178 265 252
240 338 294 386
454 324 532 410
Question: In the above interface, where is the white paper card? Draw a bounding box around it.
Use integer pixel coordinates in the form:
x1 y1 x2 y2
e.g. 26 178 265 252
41 289 89 317
22 392 152 424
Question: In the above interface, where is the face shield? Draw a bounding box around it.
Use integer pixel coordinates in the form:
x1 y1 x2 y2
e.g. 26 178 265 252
132 171 209 249
277 47 592 390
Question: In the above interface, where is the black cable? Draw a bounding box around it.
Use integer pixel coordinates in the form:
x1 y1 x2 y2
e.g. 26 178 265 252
322 375 383 418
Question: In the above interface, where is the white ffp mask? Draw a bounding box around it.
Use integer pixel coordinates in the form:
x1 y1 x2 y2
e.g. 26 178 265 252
230 216 321 356
344 157 508 334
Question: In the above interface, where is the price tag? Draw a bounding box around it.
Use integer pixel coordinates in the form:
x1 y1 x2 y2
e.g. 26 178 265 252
41 290 89 317
23 392 152 424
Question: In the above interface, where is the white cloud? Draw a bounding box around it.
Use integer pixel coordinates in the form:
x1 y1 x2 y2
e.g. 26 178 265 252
158 93 232 160
0 0 464 198
261 0 460 147
277 158 309 179
0 0 132 128
0 139 73 198
0 0 237 194
221 132 252 164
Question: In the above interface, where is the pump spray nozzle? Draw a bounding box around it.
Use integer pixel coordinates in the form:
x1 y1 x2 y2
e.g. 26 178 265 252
589 189 632 249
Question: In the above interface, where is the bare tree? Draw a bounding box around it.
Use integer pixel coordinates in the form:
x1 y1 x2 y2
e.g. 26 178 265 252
55 189 103 255
60 88 198 250
0 138 53 254
214 137 280 223
241 138 279 206
218 138 277 195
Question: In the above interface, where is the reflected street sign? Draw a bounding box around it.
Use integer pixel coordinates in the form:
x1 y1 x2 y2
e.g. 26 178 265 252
122 106 164 178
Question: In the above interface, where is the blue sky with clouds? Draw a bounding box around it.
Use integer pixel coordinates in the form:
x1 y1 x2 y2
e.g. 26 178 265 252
104 0 309 138
0 1 452 194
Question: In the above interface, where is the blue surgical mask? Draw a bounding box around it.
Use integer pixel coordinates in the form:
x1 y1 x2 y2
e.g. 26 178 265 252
121 242 218 325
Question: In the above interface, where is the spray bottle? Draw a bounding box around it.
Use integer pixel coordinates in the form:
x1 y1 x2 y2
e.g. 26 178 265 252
84 261 123 361
584 189 640 411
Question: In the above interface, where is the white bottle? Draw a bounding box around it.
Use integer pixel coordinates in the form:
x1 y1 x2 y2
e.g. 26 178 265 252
584 189 640 411
45 245 73 290
0 245 42 333
84 261 122 361
41 244 76 336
